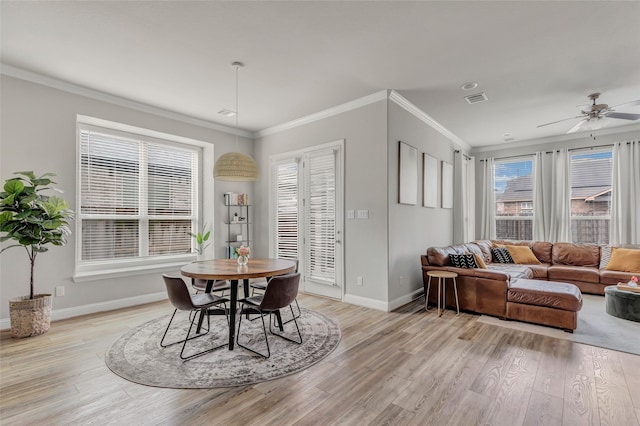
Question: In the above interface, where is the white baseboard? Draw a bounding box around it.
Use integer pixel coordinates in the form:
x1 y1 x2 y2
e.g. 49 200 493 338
388 288 424 311
0 292 167 330
344 288 424 312
343 293 389 311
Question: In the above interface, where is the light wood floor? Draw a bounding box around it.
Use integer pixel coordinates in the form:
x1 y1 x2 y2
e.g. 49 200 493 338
1 293 639 426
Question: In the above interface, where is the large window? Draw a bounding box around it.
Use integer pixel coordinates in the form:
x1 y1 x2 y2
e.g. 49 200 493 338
494 158 534 240
77 121 203 276
570 149 612 244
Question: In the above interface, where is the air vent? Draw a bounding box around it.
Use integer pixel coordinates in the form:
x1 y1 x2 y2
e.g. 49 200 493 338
464 92 488 104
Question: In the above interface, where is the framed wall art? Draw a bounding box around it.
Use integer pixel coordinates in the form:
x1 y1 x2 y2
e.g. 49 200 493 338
423 153 437 208
398 141 418 205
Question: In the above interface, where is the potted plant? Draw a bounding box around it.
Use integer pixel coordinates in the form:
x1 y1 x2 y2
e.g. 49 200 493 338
0 171 74 338
188 223 210 260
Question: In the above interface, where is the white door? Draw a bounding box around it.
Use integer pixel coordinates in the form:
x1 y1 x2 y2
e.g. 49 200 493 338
270 141 343 299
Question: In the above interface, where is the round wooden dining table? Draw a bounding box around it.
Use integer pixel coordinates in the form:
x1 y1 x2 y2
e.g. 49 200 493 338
181 258 296 350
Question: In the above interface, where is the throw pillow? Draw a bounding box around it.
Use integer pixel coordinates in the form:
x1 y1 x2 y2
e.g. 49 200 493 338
599 245 612 269
605 247 640 273
505 245 541 264
491 247 514 264
449 254 479 269
473 253 488 269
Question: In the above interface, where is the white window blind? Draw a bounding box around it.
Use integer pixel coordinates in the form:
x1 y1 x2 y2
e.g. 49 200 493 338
570 149 612 244
303 149 336 285
79 126 198 264
274 161 299 261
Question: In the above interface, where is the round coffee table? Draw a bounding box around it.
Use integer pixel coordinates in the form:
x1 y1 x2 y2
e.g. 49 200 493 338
604 285 640 322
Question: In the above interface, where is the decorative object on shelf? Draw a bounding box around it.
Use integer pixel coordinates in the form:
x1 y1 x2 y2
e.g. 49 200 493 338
214 62 258 181
187 224 210 259
225 192 249 206
629 276 638 288
0 171 74 338
235 245 250 266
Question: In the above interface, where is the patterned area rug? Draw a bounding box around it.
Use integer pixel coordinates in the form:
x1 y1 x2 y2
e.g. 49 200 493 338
478 294 640 355
105 308 341 388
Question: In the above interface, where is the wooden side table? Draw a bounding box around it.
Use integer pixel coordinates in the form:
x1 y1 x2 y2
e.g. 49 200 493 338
426 270 460 317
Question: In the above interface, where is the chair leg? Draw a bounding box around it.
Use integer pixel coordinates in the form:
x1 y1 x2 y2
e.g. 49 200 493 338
272 299 302 327
160 308 228 360
269 305 303 345
236 306 271 358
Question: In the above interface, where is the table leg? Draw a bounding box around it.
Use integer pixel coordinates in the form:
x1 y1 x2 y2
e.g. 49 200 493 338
426 275 432 311
453 277 460 315
437 277 442 317
228 279 238 350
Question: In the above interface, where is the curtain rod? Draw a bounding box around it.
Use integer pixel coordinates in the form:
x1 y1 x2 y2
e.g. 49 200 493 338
479 142 626 161
453 149 472 160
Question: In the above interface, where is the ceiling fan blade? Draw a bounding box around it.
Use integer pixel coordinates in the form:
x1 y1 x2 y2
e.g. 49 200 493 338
610 99 640 109
537 116 584 128
566 119 587 134
605 112 640 120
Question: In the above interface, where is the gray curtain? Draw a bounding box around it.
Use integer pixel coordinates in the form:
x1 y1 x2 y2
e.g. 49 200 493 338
480 157 496 240
611 140 640 244
533 149 571 242
453 151 476 244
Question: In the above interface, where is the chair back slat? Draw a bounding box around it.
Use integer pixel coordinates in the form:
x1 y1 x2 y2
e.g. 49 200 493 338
260 273 300 311
163 275 196 310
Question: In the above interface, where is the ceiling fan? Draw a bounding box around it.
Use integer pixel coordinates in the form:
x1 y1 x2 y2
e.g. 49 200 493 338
537 93 640 134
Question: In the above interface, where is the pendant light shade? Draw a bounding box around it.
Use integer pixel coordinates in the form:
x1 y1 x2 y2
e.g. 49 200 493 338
214 152 258 181
214 61 259 181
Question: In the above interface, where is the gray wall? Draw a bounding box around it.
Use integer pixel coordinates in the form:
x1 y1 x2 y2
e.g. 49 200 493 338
254 100 390 303
0 75 254 320
472 127 640 240
387 102 458 301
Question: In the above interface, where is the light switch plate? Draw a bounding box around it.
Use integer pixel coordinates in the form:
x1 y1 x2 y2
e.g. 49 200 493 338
347 210 355 219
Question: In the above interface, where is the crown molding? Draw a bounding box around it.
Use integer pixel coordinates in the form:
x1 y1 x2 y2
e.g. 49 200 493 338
471 121 640 154
255 90 389 138
1 63 252 138
389 90 471 152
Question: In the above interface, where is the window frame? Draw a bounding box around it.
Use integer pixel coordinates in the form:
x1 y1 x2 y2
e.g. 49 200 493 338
569 147 613 244
493 156 535 240
74 116 214 282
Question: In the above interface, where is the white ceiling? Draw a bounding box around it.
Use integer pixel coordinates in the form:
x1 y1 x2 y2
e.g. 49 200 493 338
2 1 639 148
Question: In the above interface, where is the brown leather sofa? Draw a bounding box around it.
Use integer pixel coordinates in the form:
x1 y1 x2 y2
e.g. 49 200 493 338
420 240 638 330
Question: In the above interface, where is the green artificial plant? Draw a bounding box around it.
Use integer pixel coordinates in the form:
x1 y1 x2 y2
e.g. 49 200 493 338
0 172 74 299
188 224 211 255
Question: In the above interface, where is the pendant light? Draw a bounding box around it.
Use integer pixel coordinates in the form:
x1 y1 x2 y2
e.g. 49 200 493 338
214 61 259 181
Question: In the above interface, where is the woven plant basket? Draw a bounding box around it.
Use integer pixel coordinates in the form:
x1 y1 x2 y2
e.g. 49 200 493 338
9 294 53 338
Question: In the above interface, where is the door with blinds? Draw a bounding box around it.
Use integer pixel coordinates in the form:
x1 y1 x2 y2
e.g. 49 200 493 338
271 142 343 299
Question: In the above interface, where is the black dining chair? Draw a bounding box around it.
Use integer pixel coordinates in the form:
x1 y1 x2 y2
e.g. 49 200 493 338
160 275 229 361
236 273 303 358
250 259 301 322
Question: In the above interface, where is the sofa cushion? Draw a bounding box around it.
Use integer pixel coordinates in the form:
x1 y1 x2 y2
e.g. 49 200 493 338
599 245 612 269
487 264 533 280
605 247 640 273
492 247 514 263
493 240 552 264
427 244 468 266
600 269 638 285
548 265 600 283
471 240 493 264
505 245 541 264
552 242 600 267
449 254 479 269
527 263 550 279
473 253 488 269
508 279 582 312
